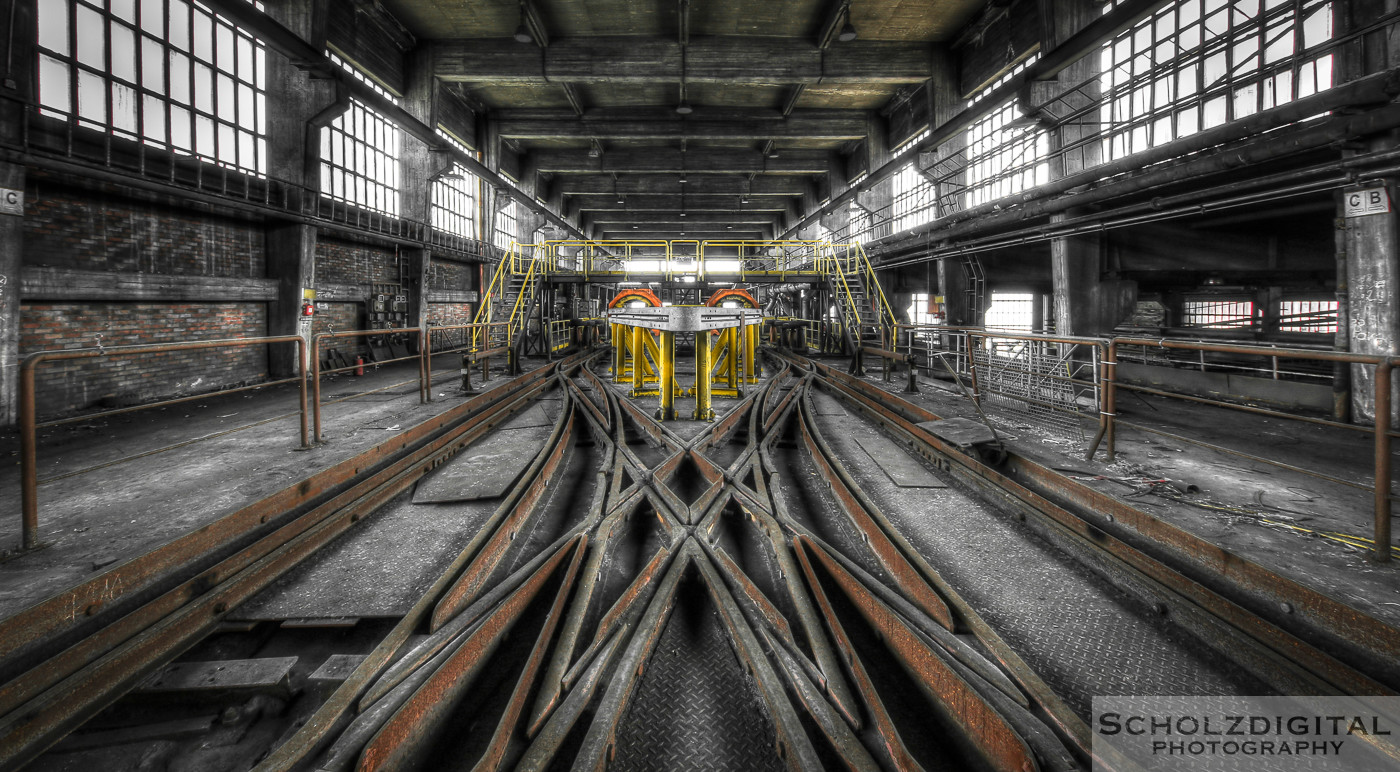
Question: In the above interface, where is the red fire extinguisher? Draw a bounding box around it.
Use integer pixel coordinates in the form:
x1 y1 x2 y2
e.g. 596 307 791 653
355 355 365 376
302 301 315 317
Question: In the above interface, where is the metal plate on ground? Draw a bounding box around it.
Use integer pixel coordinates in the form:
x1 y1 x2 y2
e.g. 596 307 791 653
917 417 997 449
611 585 784 772
853 434 946 488
411 410 552 503
811 391 848 416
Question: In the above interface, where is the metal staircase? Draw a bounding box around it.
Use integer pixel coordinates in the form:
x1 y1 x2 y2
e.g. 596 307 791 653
471 243 544 357
824 243 897 353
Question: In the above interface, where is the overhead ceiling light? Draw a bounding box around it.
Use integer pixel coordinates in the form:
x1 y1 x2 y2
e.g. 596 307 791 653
680 211 687 217
675 100 694 115
727 224 734 229
513 22 533 43
837 21 858 42
632 225 639 229
588 146 601 158
767 148 780 159
679 175 687 184
616 195 626 204
740 196 749 205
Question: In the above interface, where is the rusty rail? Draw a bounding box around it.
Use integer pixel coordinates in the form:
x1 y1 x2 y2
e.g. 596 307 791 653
18 336 309 552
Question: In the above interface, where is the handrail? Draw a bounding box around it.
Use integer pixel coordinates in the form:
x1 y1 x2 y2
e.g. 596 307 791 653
311 328 428 443
853 242 898 330
897 325 1397 562
18 336 309 551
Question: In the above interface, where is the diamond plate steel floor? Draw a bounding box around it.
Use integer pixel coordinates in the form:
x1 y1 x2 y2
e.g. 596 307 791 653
611 582 785 772
808 390 1270 718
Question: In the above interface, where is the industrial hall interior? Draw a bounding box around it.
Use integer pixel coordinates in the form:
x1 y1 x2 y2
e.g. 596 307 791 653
1 0 1400 769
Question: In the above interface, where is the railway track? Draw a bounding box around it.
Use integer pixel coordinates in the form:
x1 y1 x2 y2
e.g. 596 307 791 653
0 347 1396 771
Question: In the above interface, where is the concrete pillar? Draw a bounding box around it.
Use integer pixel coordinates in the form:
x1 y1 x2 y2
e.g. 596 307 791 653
938 258 970 325
856 181 893 241
1345 169 1400 424
263 0 337 193
1047 0 1136 338
267 223 317 378
400 44 445 226
0 162 23 427
405 247 432 353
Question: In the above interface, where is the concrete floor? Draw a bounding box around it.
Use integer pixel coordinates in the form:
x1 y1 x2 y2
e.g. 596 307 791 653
0 349 1395 646
0 355 534 618
864 365 1400 630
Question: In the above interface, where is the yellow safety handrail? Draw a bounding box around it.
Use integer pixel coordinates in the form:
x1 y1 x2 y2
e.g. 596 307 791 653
470 252 514 351
852 242 898 330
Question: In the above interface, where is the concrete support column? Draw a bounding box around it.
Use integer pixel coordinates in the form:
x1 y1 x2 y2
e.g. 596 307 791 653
1345 169 1400 424
937 258 970 326
263 0 337 193
0 162 24 427
1046 0 1136 338
267 223 317 378
400 44 445 227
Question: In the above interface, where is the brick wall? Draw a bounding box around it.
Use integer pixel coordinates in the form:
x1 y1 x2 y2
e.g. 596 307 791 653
24 185 264 277
315 239 401 285
428 259 475 291
19 303 269 417
427 303 477 353
311 302 372 365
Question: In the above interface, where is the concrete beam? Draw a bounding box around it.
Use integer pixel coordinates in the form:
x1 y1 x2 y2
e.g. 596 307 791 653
586 212 779 225
434 37 932 85
529 148 833 175
571 195 790 212
557 175 811 197
495 109 870 141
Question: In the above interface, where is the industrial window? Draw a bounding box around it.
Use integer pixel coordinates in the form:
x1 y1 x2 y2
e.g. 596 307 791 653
1278 299 1337 333
847 201 871 244
494 197 523 252
907 293 940 325
984 292 1036 330
1099 0 1334 163
431 130 479 240
964 59 1050 208
36 0 267 176
320 52 401 217
1183 298 1256 328
892 128 938 232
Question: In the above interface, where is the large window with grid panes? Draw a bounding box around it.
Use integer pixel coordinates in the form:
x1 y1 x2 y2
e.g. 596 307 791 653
36 0 267 176
891 129 937 233
964 58 1050 208
1100 0 1334 163
432 130 480 240
494 197 523 253
320 52 401 216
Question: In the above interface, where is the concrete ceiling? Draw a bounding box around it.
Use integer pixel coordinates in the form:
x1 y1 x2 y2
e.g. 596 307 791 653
378 0 986 239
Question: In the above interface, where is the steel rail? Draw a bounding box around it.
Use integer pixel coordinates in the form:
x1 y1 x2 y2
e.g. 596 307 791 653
0 355 586 770
797 354 1400 697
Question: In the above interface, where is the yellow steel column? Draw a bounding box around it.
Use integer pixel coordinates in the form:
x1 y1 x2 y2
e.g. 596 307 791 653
612 322 626 381
744 321 759 383
725 327 739 390
694 328 713 421
630 325 645 396
657 331 676 420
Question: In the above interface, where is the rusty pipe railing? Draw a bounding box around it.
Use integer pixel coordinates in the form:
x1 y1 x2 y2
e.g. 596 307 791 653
1091 337 1399 563
423 322 511 390
310 328 429 443
18 335 309 552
